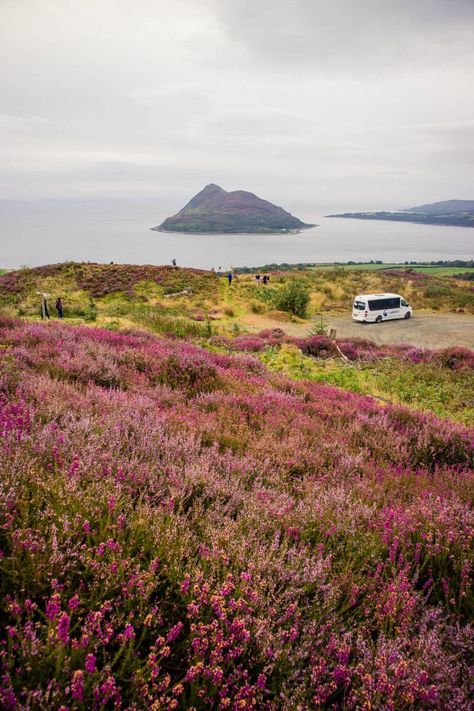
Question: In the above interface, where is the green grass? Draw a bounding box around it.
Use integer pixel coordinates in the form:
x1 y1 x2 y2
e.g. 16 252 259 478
2 261 474 337
310 263 400 271
238 262 474 274
311 264 474 275
131 305 213 338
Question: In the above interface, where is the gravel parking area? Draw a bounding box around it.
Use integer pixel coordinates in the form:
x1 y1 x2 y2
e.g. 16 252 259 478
326 313 474 349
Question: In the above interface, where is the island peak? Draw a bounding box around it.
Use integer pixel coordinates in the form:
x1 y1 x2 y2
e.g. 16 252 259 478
153 184 315 234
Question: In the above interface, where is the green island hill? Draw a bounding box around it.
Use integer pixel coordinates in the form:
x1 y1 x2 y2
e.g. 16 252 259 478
152 183 315 233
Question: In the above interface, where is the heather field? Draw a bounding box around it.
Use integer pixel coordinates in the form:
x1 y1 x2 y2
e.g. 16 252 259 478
1 317 473 709
215 331 474 426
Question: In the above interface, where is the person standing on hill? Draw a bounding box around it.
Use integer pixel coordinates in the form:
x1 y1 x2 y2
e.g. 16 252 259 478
55 297 64 319
227 271 233 285
172 258 177 267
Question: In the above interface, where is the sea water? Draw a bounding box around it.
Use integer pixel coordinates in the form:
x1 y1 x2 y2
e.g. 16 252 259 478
0 199 472 269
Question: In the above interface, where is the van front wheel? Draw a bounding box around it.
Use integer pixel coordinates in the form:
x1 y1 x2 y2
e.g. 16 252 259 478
375 315 382 323
404 312 411 319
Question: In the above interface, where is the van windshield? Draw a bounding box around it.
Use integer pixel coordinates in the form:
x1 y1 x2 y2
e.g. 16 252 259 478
353 300 365 310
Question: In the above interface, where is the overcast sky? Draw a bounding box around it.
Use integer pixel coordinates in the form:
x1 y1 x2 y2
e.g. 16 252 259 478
0 0 473 210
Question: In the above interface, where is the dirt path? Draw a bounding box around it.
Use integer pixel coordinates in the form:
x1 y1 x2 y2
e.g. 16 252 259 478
241 312 474 350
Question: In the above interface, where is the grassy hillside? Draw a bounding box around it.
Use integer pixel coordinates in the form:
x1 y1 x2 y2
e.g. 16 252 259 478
311 264 474 275
1 262 473 331
1 263 473 707
1 261 473 424
0 317 473 708
0 262 219 328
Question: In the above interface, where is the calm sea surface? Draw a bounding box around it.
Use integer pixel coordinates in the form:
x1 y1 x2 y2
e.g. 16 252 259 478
1 200 472 269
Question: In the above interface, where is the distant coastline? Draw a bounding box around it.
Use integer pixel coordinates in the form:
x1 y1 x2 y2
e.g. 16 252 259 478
327 200 474 228
151 224 317 235
326 212 474 228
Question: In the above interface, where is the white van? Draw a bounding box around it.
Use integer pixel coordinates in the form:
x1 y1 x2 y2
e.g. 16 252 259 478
352 293 412 323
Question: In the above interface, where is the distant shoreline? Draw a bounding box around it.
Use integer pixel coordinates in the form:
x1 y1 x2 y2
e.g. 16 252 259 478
326 212 474 228
150 224 318 235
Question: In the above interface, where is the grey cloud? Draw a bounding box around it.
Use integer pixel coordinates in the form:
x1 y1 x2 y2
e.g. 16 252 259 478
0 0 472 207
215 0 474 73
0 114 52 133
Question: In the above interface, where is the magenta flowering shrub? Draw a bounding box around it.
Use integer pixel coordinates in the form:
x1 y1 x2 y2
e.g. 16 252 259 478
297 335 474 369
224 329 474 371
0 319 473 708
212 329 287 354
0 271 23 295
434 346 474 370
299 335 336 359
229 336 268 352
379 269 429 281
0 262 218 300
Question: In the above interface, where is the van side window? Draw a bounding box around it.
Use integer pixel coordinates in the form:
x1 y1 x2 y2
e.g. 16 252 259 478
368 298 387 311
368 297 400 311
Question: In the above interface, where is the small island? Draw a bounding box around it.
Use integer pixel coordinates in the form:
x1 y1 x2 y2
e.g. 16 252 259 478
327 199 474 228
152 183 315 233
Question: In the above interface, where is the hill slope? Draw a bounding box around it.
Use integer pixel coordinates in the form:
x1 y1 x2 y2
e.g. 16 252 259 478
327 199 474 227
0 317 473 707
153 183 315 233
403 199 474 214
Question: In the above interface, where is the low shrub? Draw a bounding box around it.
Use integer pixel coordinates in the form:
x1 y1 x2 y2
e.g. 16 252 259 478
155 353 220 394
132 307 213 339
273 279 311 317
299 335 335 358
250 300 266 314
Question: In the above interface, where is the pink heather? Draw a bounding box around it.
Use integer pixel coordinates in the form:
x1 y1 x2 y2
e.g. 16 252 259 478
57 613 70 645
71 670 84 702
0 317 472 709
166 622 183 643
85 654 96 674
123 624 135 641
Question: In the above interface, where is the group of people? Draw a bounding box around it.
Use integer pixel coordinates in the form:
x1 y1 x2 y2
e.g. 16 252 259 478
171 260 270 288
222 270 270 286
